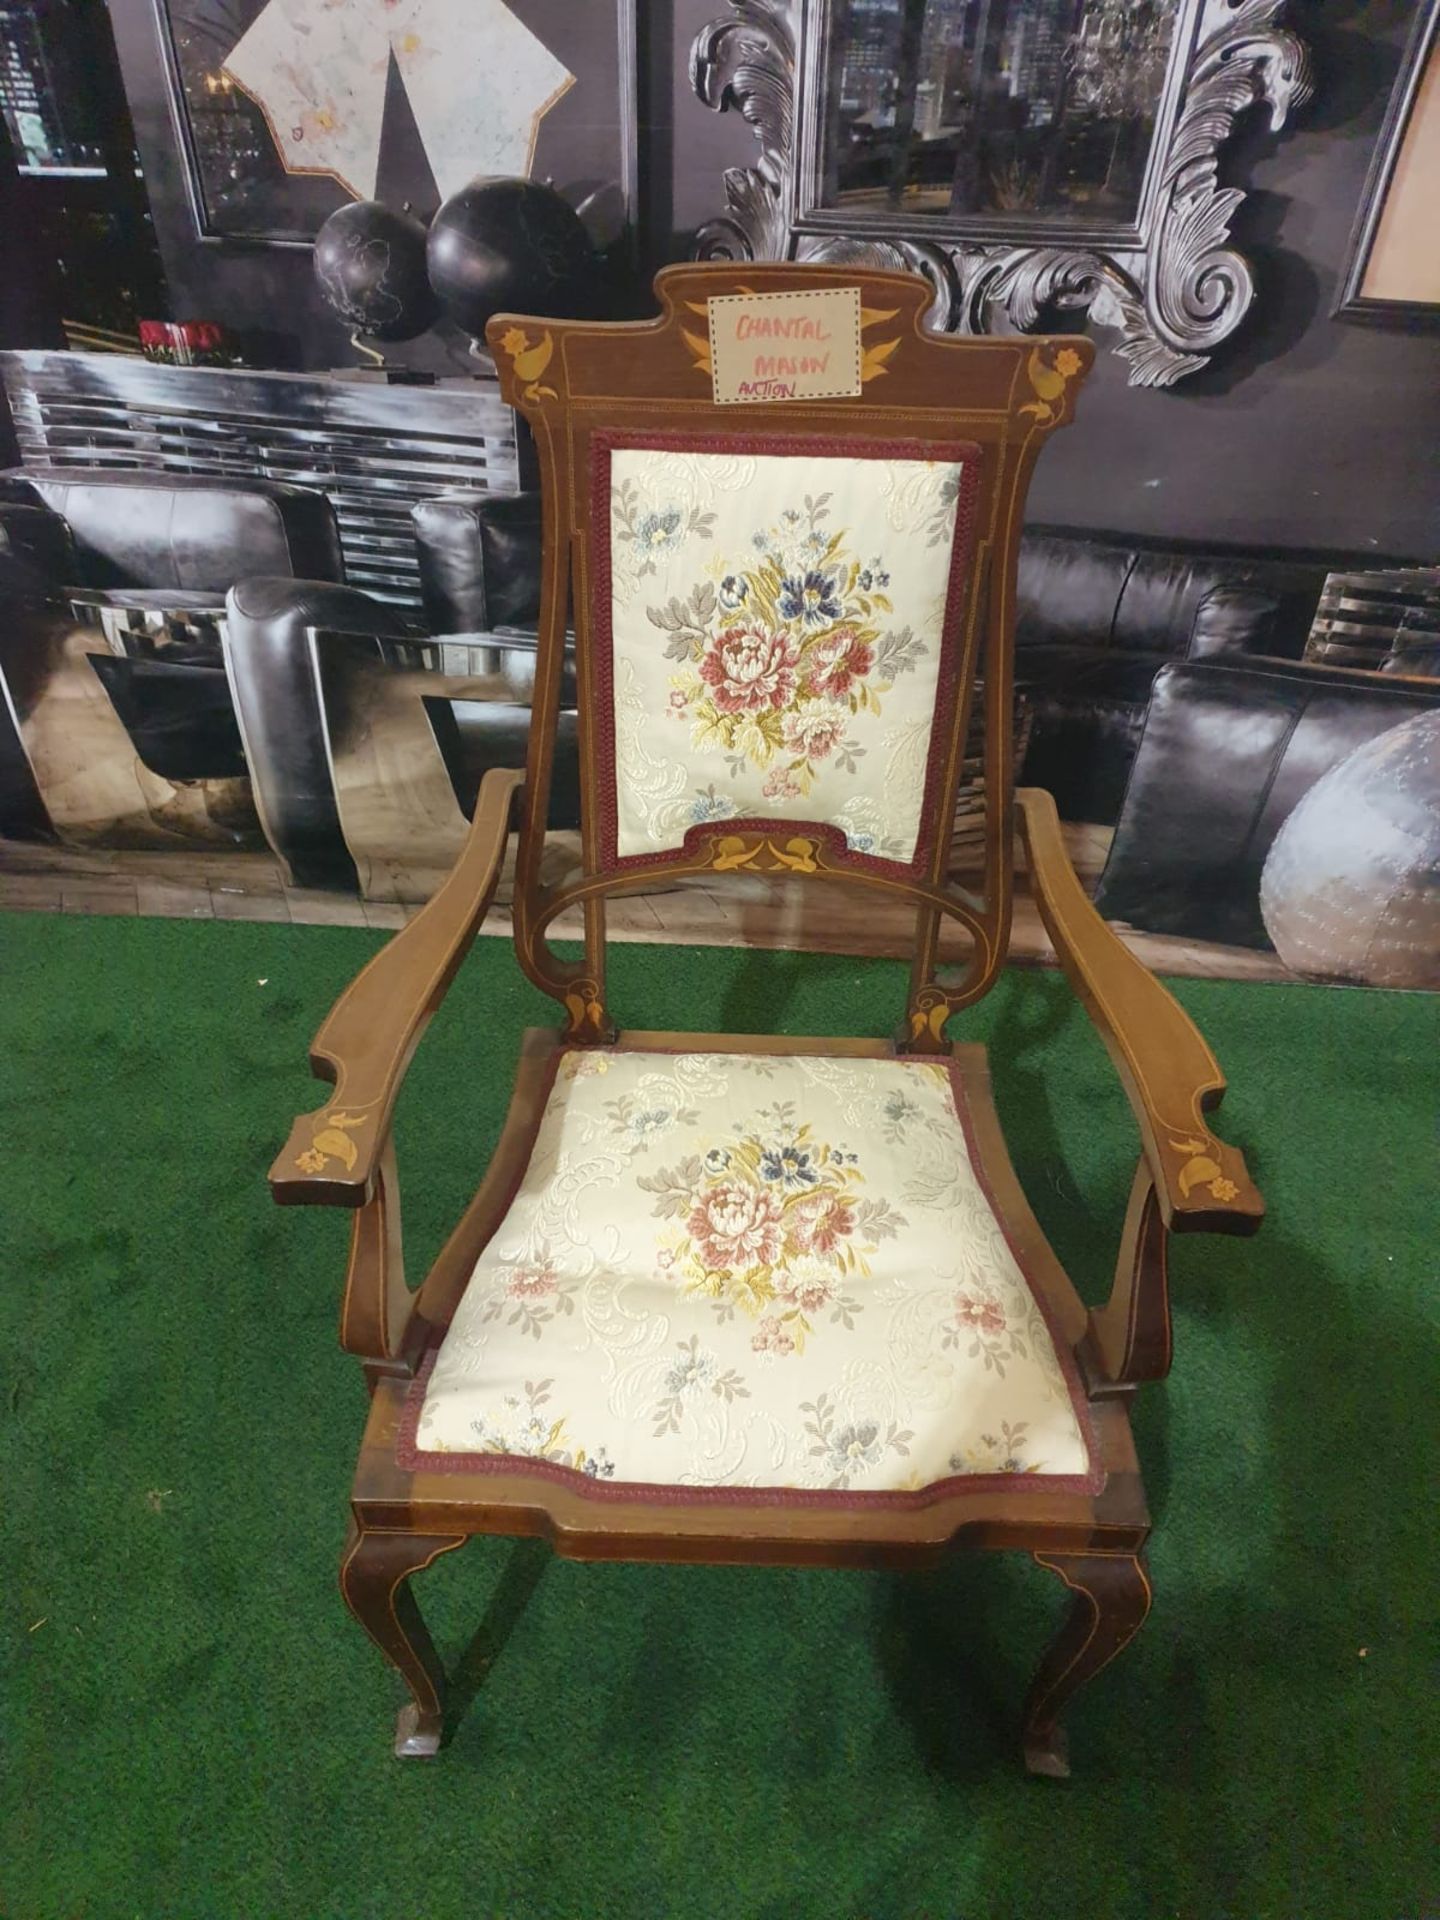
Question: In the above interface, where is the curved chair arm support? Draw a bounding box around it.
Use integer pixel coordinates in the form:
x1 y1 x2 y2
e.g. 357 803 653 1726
270 767 525 1209
1016 787 1263 1236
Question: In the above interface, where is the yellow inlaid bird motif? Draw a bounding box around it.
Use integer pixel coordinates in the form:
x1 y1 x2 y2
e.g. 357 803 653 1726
498 326 558 402
1019 345 1084 425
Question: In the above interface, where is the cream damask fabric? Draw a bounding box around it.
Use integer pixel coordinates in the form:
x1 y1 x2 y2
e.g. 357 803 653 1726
605 447 965 863
411 1049 1093 1497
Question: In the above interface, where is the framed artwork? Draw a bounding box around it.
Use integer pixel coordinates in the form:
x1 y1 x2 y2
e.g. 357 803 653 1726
691 0 1314 387
1335 0 1440 327
151 0 637 247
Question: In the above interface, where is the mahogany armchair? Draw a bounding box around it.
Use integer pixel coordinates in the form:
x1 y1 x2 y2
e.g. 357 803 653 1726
272 264 1262 1776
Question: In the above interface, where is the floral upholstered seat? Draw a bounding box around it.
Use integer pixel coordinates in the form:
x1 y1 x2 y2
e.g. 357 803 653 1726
404 1047 1096 1500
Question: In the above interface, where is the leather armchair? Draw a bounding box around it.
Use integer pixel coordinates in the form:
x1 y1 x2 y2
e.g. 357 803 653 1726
413 491 542 634
2 467 343 598
223 578 413 891
1093 657 1440 947
226 490 577 894
0 469 346 848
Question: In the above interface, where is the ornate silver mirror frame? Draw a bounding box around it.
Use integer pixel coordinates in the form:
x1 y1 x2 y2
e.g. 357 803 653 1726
690 0 1312 386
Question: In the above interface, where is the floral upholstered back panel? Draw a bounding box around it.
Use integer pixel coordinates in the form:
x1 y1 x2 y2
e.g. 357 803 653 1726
591 434 981 871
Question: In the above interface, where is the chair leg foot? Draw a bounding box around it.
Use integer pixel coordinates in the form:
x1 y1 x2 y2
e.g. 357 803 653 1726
1022 1722 1071 1779
394 1700 444 1758
1022 1550 1151 1777
339 1522 468 1756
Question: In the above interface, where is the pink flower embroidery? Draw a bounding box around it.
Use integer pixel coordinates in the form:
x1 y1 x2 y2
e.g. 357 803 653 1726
781 711 846 761
806 626 874 700
687 1182 784 1272
762 766 804 802
507 1265 559 1299
780 1271 835 1313
954 1291 1006 1335
751 1315 796 1356
698 626 799 715
787 1191 856 1256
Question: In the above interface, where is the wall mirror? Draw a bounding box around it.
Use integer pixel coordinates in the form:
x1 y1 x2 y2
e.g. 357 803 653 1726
811 0 1179 228
692 0 1312 386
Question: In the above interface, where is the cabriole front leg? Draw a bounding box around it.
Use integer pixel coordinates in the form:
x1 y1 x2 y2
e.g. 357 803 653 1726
1022 1550 1152 1778
339 1524 468 1756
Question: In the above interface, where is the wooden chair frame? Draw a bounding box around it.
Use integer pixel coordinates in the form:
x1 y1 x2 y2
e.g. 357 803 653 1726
271 265 1262 1775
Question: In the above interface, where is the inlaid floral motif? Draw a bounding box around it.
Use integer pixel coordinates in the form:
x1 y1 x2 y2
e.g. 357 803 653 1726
1169 1132 1243 1204
638 1100 905 1354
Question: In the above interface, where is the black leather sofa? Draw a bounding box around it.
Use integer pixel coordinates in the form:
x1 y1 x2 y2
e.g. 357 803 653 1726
1014 526 1425 824
223 489 573 890
8 466 1428 959
226 499 1436 933
349 499 1426 829
1093 656 1439 947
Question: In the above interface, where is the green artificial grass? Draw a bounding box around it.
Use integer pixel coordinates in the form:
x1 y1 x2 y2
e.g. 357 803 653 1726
1 911 1435 1920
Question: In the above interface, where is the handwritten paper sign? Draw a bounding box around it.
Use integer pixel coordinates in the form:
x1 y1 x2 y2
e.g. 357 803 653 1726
707 287 862 405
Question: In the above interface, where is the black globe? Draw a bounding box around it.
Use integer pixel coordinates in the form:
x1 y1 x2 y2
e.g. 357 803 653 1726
426 177 593 343
313 201 439 343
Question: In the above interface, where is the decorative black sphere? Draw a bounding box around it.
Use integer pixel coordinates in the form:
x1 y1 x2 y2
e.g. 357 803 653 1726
313 201 439 343
426 176 593 343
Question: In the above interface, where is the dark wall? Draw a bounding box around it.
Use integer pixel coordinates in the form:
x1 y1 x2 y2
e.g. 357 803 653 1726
667 0 1440 556
1027 0 1440 555
96 0 1439 551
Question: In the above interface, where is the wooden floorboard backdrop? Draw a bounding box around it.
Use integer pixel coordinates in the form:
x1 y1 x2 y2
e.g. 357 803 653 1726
0 828 1290 983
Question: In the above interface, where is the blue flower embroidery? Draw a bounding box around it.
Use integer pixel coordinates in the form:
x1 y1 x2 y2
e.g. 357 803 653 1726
690 785 738 825
718 573 749 610
827 1422 884 1477
665 1347 716 1397
779 570 843 627
635 508 683 555
858 561 891 591
759 1143 818 1188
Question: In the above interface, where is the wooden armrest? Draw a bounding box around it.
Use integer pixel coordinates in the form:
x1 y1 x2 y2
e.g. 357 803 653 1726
1016 787 1263 1235
269 767 524 1209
